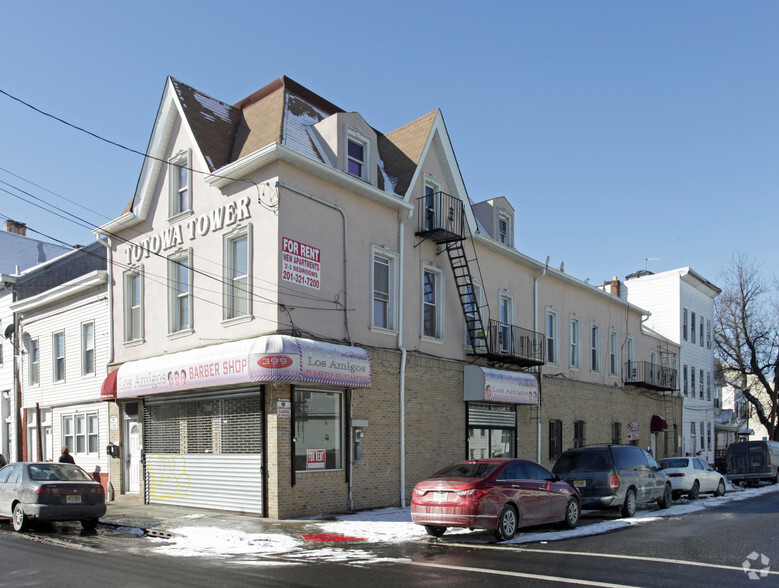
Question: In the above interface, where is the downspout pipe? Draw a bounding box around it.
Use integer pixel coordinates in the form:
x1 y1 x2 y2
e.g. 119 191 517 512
398 206 413 508
534 256 549 463
275 181 352 346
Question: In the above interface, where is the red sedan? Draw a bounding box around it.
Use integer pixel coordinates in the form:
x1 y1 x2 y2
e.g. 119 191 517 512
411 458 580 541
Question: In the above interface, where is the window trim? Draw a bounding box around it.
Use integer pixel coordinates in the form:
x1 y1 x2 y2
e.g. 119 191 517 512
223 226 252 323
499 291 514 354
345 129 370 182
371 246 398 333
52 330 65 383
29 338 40 386
609 329 619 377
123 267 144 344
682 308 688 341
421 265 444 341
62 412 99 456
168 250 193 336
81 321 95 376
569 315 581 369
546 308 559 365
497 209 512 247
168 149 193 219
590 322 601 373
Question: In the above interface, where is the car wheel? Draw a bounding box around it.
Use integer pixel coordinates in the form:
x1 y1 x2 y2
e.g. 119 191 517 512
561 497 580 529
424 525 446 537
714 479 726 497
494 504 518 541
620 488 637 518
81 518 99 531
657 484 672 509
688 480 700 500
12 503 28 532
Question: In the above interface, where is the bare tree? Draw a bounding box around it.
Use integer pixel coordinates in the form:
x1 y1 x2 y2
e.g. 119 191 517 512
714 254 779 440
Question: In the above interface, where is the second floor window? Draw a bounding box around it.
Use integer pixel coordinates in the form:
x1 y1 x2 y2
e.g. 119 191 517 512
691 312 697 344
81 322 95 376
609 330 619 376
546 310 558 364
683 365 689 395
53 331 65 382
591 324 600 372
372 251 396 331
124 270 143 342
570 317 580 369
682 308 688 341
29 339 39 385
422 268 442 339
224 232 250 320
169 252 192 333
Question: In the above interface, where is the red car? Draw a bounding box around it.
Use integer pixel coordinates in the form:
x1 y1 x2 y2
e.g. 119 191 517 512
411 458 580 541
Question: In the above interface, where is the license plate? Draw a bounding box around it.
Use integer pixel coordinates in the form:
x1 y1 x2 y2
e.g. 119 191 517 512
433 491 448 502
66 495 82 504
573 480 587 488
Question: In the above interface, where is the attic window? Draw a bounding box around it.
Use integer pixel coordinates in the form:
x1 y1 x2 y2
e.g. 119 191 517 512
497 210 512 246
169 150 193 218
346 131 370 181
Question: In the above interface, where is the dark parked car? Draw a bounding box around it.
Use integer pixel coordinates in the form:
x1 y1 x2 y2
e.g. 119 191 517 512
726 440 779 486
552 445 672 517
411 458 581 541
0 462 106 531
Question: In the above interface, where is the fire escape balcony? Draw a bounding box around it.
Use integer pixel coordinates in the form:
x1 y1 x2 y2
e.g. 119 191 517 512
415 191 465 243
470 319 545 368
624 361 678 392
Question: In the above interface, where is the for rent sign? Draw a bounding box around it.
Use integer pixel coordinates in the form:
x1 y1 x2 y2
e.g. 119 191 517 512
282 237 320 290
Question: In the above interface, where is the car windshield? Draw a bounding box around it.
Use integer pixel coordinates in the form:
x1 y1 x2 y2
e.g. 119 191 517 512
660 458 689 469
553 449 611 473
430 462 498 479
28 464 93 482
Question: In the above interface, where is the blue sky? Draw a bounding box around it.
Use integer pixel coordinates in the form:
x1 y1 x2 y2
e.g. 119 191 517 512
1 1 776 288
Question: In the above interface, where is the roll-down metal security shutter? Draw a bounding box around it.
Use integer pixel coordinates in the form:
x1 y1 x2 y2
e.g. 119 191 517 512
468 402 517 428
144 393 263 513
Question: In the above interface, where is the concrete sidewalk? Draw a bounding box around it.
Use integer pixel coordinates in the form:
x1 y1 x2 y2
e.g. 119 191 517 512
99 500 320 539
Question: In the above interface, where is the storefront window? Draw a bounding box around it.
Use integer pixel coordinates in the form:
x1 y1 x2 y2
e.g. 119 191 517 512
468 428 515 459
295 389 343 471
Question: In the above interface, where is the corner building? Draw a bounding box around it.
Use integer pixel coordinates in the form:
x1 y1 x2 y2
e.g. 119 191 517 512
98 76 682 518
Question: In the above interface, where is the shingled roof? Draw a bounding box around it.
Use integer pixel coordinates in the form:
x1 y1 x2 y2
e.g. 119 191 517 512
131 76 440 210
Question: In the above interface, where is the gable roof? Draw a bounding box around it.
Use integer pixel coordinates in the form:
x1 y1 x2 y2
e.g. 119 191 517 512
0 230 71 274
378 110 438 197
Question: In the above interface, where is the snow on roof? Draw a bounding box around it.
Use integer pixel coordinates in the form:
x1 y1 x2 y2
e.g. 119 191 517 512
192 90 234 124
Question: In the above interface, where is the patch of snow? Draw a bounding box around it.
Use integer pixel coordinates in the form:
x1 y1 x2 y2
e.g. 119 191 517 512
149 484 779 560
377 155 400 197
193 91 233 124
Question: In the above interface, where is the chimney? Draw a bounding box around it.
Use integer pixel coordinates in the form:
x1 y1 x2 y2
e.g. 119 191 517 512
610 276 620 297
4 220 26 236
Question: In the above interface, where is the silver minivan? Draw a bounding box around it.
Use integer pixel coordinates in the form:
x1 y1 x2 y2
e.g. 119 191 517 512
726 440 779 485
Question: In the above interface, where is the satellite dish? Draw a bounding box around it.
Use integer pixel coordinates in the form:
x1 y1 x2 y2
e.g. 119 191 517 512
3 323 13 340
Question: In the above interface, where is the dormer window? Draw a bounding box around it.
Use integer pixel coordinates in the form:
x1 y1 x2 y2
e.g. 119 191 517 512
346 129 370 181
498 210 512 246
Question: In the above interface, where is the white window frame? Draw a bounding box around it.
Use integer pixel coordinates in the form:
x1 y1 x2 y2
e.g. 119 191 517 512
706 319 712 349
591 322 600 373
499 292 515 354
124 268 144 343
569 315 580 369
609 329 619 376
81 321 95 376
546 308 558 365
682 308 688 341
691 312 697 344
223 227 252 322
346 129 370 181
421 265 444 341
497 210 512 247
423 175 443 232
626 337 635 375
168 149 192 218
29 338 39 386
371 247 398 332
168 250 193 335
62 413 99 456
52 331 65 383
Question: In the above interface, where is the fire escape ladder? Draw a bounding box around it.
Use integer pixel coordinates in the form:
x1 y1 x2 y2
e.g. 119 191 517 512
444 240 487 354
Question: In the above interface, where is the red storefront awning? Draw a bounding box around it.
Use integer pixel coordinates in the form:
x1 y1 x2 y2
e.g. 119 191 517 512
650 414 668 432
100 369 118 401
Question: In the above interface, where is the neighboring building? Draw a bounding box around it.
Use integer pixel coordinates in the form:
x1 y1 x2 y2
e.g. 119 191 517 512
95 76 681 518
0 221 71 461
623 268 721 464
